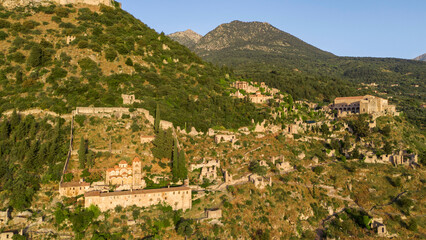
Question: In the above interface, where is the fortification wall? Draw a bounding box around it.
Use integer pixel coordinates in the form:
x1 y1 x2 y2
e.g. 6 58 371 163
0 0 114 8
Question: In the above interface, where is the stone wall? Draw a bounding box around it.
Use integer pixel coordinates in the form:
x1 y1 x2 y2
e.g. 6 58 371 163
84 187 192 212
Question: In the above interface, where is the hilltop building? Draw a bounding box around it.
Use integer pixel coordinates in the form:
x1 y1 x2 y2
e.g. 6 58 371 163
331 95 397 116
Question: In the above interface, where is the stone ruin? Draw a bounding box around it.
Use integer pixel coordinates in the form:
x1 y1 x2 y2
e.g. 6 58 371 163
121 94 141 105
214 134 237 144
0 209 10 226
205 209 222 219
66 36 76 45
191 159 220 180
248 174 272 189
272 156 292 173
365 150 418 166
283 121 304 135
223 170 232 183
369 217 388 237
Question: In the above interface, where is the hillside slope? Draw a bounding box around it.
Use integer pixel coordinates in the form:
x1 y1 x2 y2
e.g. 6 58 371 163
0 4 267 131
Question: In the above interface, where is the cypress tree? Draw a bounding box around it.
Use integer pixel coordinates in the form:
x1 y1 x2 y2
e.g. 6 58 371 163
172 138 179 182
178 150 187 180
78 137 87 169
154 103 160 133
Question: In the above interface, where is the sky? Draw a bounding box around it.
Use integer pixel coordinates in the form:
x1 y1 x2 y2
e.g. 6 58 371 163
120 0 426 59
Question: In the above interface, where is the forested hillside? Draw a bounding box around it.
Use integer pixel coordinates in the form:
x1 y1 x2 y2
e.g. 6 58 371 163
0 4 267 132
0 111 69 211
171 21 426 129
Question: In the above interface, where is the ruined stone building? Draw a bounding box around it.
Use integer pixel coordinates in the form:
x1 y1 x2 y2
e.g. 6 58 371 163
66 35 76 44
191 159 220 171
230 90 245 99
364 150 418 166
59 181 91 198
199 165 218 180
214 134 237 144
0 209 9 226
249 91 274 104
84 186 192 212
0 232 15 240
106 158 144 189
121 94 142 105
191 159 220 180
205 209 222 219
223 170 232 183
285 122 303 135
332 95 397 116
370 218 388 237
248 174 272 189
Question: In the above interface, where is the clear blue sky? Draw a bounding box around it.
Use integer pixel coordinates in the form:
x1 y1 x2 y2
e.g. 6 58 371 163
120 0 425 59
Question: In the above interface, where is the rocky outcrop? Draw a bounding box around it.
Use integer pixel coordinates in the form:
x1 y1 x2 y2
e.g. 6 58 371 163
0 0 114 8
168 29 203 49
414 53 426 61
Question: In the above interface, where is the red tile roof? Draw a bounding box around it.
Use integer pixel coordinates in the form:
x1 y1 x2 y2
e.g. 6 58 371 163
60 182 90 188
335 96 364 101
84 186 191 197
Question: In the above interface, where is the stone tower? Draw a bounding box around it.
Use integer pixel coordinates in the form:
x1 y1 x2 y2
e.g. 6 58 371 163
132 157 142 188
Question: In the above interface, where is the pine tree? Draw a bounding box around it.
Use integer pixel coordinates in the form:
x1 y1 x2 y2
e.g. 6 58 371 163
78 137 87 169
10 110 21 130
0 120 10 141
172 138 179 182
154 103 160 133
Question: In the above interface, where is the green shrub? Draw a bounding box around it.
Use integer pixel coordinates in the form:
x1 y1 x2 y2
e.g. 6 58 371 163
125 58 133 66
0 30 8 40
105 48 117 62
78 40 89 49
0 19 11 28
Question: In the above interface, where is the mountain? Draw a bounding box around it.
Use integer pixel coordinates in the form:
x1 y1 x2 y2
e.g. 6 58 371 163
168 29 202 49
192 20 335 66
0 3 266 131
414 53 426 61
171 20 426 128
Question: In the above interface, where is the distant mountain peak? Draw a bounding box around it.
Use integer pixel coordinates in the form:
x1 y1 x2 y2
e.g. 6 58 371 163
168 29 202 48
192 20 334 59
414 53 426 61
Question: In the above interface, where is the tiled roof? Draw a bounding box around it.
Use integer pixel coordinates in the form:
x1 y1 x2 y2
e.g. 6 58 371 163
60 182 90 188
334 96 364 101
84 186 191 197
